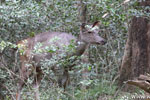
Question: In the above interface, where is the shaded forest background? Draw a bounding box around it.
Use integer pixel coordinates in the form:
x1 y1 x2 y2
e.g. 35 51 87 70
0 0 149 100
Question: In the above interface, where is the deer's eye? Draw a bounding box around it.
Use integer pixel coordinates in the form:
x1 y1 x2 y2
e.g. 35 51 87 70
88 31 93 34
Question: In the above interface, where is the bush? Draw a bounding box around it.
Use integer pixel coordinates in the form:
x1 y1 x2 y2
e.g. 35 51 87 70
0 0 143 99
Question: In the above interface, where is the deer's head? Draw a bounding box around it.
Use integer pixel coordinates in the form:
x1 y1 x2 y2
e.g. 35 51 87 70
80 21 106 45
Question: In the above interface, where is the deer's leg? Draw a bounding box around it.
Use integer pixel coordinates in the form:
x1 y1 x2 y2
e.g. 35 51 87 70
58 68 70 91
16 63 33 100
51 66 70 90
33 67 43 100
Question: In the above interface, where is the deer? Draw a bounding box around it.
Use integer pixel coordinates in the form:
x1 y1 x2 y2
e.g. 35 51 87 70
16 21 106 100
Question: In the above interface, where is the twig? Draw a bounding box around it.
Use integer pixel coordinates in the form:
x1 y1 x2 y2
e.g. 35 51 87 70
61 91 76 100
102 0 131 18
0 84 16 100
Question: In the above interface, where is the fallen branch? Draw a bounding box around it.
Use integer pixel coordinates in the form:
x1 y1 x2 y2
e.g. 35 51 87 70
125 75 150 93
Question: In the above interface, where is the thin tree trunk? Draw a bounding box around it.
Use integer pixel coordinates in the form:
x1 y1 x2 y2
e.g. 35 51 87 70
79 0 87 24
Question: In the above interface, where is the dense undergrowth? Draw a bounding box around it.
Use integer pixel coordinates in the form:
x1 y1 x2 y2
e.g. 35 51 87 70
0 0 145 100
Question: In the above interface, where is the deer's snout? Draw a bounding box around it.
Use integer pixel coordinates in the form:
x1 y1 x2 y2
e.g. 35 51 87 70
101 39 106 45
96 39 106 45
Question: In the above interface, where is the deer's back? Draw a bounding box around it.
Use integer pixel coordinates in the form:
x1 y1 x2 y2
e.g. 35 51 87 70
18 32 76 65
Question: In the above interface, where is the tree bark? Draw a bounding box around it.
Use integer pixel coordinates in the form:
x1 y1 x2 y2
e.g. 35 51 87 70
119 0 150 90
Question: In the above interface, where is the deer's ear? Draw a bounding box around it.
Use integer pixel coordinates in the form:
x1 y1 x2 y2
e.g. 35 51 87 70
92 21 100 28
81 23 86 28
80 23 86 30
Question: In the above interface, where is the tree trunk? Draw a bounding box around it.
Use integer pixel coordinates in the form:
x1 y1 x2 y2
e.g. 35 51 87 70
0 0 5 4
119 0 150 90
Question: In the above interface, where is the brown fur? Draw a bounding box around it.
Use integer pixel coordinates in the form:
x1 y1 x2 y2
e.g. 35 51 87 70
16 22 106 100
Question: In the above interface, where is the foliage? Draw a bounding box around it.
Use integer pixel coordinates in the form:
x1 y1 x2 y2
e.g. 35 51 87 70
0 0 147 100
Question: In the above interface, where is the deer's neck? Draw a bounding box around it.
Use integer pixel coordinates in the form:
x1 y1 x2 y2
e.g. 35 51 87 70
75 39 88 56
